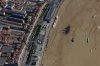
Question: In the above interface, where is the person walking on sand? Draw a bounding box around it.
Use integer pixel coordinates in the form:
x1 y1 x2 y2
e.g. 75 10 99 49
87 38 89 43
71 38 74 42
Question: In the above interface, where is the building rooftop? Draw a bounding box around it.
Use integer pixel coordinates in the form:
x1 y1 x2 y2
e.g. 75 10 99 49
4 64 18 66
0 57 7 65
0 25 25 65
0 0 47 65
1 46 14 53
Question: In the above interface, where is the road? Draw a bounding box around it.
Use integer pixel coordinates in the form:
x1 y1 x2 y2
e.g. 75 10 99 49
42 0 100 66
18 2 47 66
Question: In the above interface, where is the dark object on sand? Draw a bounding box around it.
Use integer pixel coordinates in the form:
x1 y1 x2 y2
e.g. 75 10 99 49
63 25 70 34
87 38 89 43
71 38 74 42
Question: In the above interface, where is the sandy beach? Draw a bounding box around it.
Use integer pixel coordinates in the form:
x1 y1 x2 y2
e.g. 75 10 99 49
42 0 100 66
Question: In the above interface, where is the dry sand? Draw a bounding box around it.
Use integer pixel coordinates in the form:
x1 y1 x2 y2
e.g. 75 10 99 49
42 0 100 66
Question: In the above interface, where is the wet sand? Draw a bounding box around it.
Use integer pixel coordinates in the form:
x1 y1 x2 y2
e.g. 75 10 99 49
42 0 100 66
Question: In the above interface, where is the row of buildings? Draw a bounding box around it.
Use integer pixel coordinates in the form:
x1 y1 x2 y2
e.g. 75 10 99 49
0 0 47 66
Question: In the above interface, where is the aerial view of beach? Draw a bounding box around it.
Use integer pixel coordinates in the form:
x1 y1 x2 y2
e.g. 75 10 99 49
42 0 100 66
1 0 100 66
